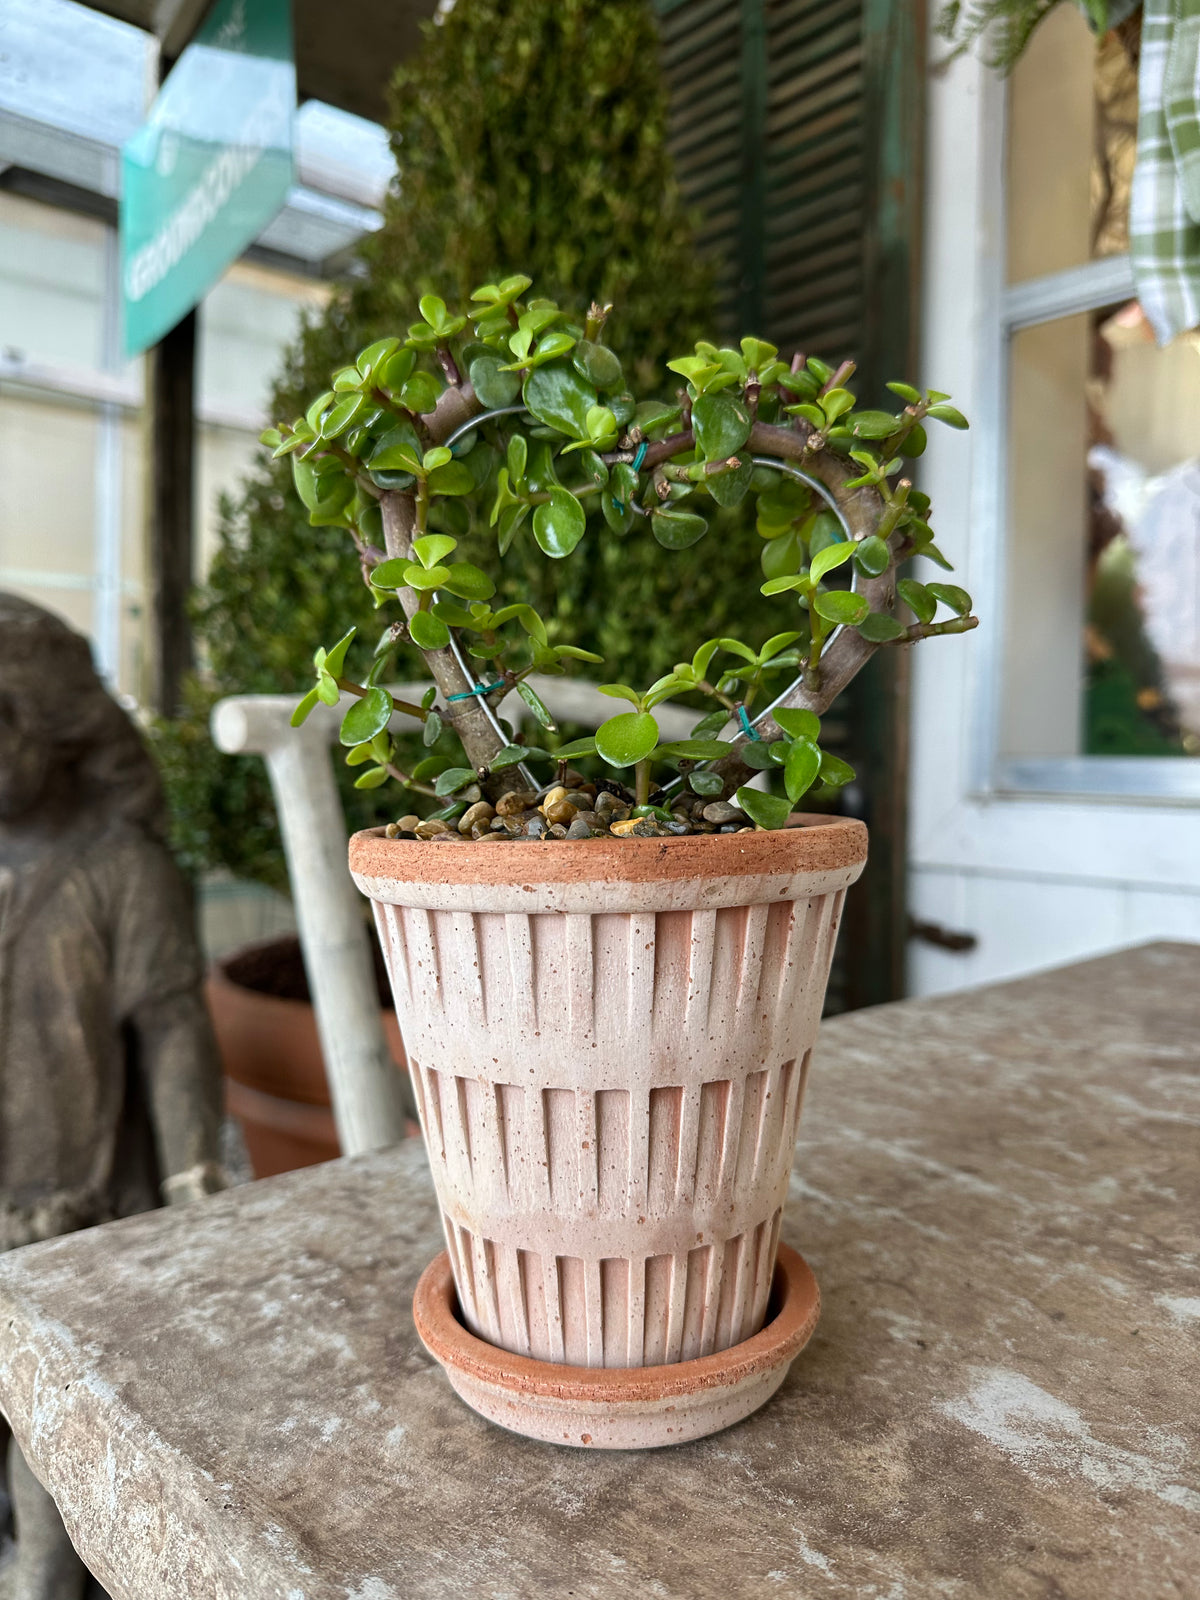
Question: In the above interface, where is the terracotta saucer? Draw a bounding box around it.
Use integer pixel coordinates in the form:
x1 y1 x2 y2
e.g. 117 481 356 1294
412 1243 820 1449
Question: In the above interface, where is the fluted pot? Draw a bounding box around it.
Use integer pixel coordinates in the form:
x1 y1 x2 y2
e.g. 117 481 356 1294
349 817 866 1371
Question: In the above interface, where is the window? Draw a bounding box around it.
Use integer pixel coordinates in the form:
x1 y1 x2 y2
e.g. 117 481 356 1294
0 190 328 699
991 6 1200 798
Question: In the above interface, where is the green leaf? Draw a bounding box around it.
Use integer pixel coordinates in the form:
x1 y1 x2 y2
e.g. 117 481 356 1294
369 558 408 589
422 710 443 748
409 610 451 650
595 711 659 768
819 751 856 787
498 501 530 556
321 393 367 438
810 541 855 583
853 535 890 577
345 741 376 767
524 363 597 439
357 337 400 379
316 670 340 707
857 612 907 642
707 458 754 508
848 410 902 440
598 683 642 705
760 630 802 660
736 787 792 829
690 708 729 738
926 402 969 429
691 392 752 461
418 294 449 333
784 738 821 803
533 488 586 557
897 578 936 624
369 421 423 473
323 628 357 678
761 574 808 596
927 582 972 616
412 535 457 568
813 590 870 626
572 340 624 390
427 461 475 495
354 766 390 790
378 348 416 390
516 679 557 730
741 742 780 771
489 745 535 770
291 686 320 727
689 770 725 796
761 529 803 581
886 381 922 404
340 686 393 747
403 563 450 591
434 767 477 796
654 739 734 760
506 433 528 483
466 344 521 409
441 562 496 601
651 508 708 550
553 737 599 760
774 707 820 740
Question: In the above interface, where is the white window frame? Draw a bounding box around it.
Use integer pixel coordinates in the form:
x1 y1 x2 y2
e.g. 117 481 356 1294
972 66 1200 805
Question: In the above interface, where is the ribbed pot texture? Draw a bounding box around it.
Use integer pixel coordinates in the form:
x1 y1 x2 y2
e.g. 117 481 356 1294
349 817 866 1371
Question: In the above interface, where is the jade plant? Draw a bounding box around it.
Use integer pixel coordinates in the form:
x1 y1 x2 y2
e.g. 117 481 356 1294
266 278 977 838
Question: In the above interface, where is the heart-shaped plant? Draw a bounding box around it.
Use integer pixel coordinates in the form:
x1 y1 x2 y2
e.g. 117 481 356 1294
268 280 976 837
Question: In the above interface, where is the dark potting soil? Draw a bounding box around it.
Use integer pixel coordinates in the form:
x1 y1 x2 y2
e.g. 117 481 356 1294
222 933 392 1008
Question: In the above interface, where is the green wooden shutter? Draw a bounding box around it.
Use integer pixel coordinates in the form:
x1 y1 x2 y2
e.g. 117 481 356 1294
657 0 925 1008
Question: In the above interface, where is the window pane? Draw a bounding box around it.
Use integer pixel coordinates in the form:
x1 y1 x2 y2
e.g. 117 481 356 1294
0 193 107 373
1003 306 1200 761
1006 13 1136 282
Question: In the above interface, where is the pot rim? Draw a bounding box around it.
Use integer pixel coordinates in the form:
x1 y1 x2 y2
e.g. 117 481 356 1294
349 812 866 890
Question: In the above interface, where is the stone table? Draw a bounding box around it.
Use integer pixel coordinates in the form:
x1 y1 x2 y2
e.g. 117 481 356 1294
0 943 1197 1599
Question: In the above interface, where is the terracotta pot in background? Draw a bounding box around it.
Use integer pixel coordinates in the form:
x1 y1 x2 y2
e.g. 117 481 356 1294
206 934 406 1178
350 819 866 1375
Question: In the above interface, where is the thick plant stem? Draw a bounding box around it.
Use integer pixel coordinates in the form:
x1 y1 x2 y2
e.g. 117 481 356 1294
634 758 651 808
378 381 513 783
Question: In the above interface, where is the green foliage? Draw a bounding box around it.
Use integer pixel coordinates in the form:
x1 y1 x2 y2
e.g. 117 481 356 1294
934 0 1128 72
276 278 975 825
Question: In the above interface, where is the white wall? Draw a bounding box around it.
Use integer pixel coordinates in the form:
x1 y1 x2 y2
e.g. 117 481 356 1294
908 35 1200 996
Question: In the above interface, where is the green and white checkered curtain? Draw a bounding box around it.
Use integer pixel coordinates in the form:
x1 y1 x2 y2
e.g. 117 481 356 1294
1131 0 1200 343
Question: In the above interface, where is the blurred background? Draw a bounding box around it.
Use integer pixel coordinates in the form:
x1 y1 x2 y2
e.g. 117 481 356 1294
2 0 1197 1172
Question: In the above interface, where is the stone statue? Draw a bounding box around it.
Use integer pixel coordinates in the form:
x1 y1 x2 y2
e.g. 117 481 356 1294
0 595 226 1599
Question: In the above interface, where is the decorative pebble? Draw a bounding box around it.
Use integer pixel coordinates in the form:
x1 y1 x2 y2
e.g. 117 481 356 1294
496 790 538 816
458 800 495 835
566 816 593 839
547 822 569 839
545 798 577 826
414 819 451 839
702 801 746 826
525 815 547 838
608 818 639 836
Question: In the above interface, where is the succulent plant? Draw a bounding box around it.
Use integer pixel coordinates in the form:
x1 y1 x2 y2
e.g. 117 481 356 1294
270 281 976 830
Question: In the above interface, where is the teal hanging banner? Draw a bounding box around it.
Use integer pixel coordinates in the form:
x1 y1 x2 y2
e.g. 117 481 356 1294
120 0 295 356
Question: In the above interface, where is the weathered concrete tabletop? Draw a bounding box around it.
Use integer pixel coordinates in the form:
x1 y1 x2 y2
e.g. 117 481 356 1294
1 943 1197 1600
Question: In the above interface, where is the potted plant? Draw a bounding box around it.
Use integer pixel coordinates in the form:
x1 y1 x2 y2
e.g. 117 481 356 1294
264 278 975 1447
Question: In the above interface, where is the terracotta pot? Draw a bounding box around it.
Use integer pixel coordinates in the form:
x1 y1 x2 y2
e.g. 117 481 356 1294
350 818 866 1371
206 934 406 1178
